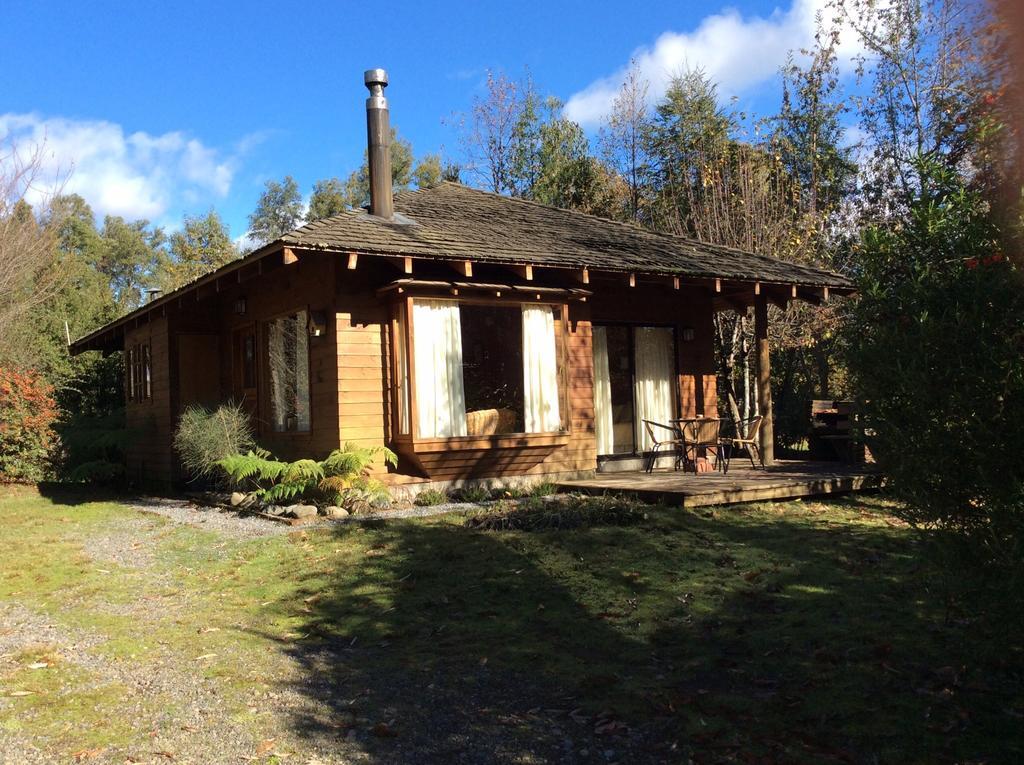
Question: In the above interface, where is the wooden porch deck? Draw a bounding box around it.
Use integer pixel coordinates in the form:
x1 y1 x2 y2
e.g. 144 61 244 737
556 460 883 508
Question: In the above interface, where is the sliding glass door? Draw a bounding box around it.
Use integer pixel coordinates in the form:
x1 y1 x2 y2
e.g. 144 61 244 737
593 324 676 456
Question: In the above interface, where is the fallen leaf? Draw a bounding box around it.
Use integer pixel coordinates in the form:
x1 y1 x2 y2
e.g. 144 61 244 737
195 653 217 661
71 748 104 761
27 662 50 669
255 738 276 755
8 690 35 697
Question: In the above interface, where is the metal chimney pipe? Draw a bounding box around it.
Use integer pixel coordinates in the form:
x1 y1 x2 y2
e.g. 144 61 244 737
364 68 393 219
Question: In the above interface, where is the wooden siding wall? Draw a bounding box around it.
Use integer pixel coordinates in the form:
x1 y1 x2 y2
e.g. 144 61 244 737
213 255 342 462
124 317 174 488
335 264 390 456
126 255 720 487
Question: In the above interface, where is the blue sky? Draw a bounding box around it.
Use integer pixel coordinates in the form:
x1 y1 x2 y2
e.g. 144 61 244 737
1 0 863 242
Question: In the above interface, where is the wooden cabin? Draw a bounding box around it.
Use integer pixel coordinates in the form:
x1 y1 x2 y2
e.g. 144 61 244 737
69 70 853 493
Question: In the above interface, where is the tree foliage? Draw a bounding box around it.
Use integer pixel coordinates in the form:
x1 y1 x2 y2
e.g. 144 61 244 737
247 175 304 245
163 210 238 292
0 368 59 483
845 158 1024 568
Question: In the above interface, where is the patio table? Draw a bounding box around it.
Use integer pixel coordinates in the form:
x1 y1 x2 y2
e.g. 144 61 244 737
672 417 732 474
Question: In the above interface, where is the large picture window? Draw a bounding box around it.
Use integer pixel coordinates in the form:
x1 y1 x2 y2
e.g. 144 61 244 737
407 299 563 439
266 310 310 432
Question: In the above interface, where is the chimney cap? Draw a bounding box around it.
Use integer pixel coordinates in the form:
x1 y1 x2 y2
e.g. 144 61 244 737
364 68 389 88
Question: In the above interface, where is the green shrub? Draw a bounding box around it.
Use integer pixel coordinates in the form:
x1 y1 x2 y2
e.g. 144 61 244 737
173 402 256 483
217 442 397 510
451 485 491 503
527 481 558 498
466 493 649 531
0 368 59 483
57 409 132 484
845 157 1024 570
414 488 448 507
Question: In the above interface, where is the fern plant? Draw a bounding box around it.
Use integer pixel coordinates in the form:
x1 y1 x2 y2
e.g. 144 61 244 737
216 442 397 510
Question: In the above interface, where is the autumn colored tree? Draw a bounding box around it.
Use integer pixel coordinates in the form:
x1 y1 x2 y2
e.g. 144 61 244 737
0 368 59 482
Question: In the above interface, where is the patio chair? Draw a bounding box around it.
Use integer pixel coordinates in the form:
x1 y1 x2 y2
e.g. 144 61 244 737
640 419 685 473
679 418 729 474
730 415 765 469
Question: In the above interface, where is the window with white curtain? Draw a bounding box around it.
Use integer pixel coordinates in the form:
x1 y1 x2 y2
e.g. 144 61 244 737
522 305 561 433
413 300 467 438
592 324 677 456
266 310 311 432
633 326 676 452
408 299 564 439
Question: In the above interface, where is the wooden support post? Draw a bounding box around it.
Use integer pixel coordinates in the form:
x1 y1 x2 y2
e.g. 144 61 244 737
823 286 830 302
403 257 413 274
628 273 636 287
754 281 761 295
715 278 722 293
754 294 775 466
580 267 590 284
513 264 534 281
282 247 298 265
347 252 359 270
672 276 680 290
791 284 798 298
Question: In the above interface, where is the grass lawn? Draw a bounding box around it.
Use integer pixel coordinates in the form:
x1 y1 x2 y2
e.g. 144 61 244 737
0 486 1021 764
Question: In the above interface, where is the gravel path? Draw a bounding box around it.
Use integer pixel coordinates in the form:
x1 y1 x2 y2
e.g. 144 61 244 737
0 603 311 765
127 497 316 538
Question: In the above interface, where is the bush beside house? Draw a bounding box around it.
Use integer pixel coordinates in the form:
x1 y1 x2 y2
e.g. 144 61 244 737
0 368 59 483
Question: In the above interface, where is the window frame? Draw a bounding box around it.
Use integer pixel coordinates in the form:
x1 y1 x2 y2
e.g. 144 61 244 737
389 293 571 449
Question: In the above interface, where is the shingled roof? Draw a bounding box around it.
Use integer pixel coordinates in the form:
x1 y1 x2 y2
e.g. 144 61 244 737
70 181 852 354
282 181 852 289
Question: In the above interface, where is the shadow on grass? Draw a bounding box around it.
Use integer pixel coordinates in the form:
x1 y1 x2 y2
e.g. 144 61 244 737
261 500 1023 764
31 481 135 506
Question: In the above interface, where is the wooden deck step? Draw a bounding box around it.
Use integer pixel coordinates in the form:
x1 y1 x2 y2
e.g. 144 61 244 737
556 460 884 508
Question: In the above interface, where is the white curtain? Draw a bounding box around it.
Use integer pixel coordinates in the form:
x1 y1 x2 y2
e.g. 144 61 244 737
634 326 675 452
522 305 562 433
413 300 467 438
592 326 614 455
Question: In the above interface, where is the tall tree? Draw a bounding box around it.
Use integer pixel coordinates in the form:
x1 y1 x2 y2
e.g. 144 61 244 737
0 145 63 370
338 128 416 209
458 70 524 193
531 98 614 214
598 60 652 221
839 0 994 216
97 215 165 312
412 154 443 189
307 178 348 221
162 211 238 292
247 175 303 245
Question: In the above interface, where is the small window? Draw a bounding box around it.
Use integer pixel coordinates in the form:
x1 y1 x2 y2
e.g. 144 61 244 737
125 343 152 403
142 344 152 400
266 310 311 432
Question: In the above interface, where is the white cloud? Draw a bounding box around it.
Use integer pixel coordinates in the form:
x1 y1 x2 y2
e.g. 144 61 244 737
0 112 240 221
564 0 866 127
